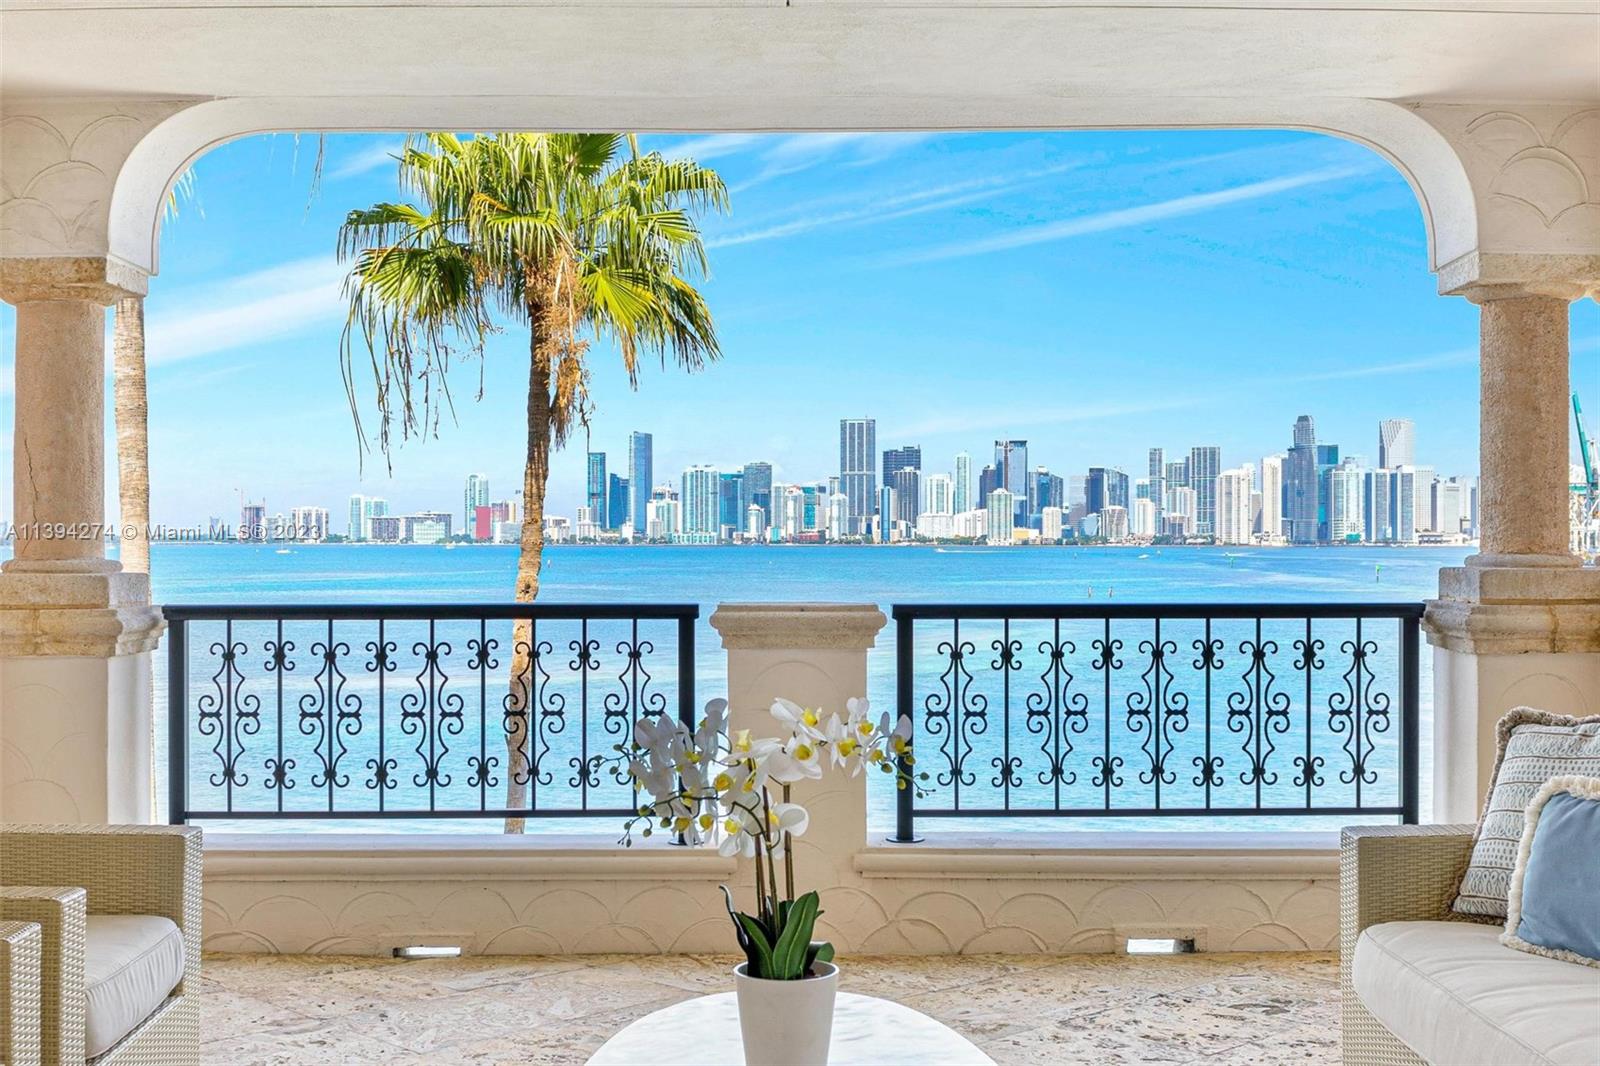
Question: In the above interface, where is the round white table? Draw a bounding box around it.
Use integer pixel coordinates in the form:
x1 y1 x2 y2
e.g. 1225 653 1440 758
587 990 995 1065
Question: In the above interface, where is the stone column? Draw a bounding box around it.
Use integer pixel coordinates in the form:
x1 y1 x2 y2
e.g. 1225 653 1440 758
0 257 164 824
1425 280 1600 822
708 604 885 938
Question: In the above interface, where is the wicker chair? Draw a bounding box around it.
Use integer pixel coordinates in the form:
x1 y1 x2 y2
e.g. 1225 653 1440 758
0 825 201 1066
1340 824 1480 1066
2 919 44 1066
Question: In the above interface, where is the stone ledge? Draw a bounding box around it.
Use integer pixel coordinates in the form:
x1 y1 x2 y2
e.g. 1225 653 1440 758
855 831 1338 880
203 834 739 882
710 602 887 651
0 569 163 656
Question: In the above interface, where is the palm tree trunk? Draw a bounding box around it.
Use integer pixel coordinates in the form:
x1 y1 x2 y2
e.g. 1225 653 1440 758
113 297 150 574
504 330 553 834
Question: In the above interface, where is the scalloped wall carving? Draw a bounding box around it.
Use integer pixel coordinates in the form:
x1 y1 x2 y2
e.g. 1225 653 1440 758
1416 104 1600 257
0 102 181 260
200 864 1338 956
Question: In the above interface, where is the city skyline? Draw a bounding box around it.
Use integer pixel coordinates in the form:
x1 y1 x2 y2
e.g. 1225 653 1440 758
0 130 1594 528
226 411 1482 549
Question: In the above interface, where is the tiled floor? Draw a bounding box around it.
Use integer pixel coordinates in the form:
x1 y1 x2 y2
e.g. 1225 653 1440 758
200 951 1341 1065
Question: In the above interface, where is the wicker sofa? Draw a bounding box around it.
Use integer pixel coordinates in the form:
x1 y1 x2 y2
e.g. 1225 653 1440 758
0 825 200 1065
1341 824 1600 1066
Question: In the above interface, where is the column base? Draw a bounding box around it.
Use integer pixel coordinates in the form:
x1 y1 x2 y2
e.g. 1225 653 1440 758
1424 564 1600 821
0 569 163 657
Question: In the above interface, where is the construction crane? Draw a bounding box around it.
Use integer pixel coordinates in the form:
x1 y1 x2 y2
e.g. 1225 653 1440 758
1573 394 1600 561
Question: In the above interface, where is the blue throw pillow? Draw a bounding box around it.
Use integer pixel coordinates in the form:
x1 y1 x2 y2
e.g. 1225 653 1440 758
1502 775 1600 968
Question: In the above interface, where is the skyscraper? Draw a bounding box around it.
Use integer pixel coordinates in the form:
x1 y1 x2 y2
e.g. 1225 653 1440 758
464 473 489 537
1259 455 1285 539
1287 416 1319 544
891 467 921 525
953 452 972 514
994 440 1029 523
1085 467 1129 516
347 494 387 542
680 466 720 542
628 431 652 534
718 472 744 534
1147 447 1166 530
585 452 607 530
883 445 921 486
1316 443 1340 541
1188 446 1220 537
925 473 955 515
1378 419 1416 469
1215 466 1255 545
986 489 1016 545
1329 458 1365 542
742 461 773 529
839 418 876 535
606 475 629 532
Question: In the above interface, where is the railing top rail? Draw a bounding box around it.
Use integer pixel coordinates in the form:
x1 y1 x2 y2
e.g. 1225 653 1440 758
890 602 1425 620
162 603 700 621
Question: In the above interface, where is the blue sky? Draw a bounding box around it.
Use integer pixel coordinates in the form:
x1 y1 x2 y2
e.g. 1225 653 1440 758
1 129 1596 526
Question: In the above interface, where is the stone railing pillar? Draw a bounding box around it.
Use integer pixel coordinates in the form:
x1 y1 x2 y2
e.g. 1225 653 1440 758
1425 278 1600 821
708 603 885 929
0 257 164 824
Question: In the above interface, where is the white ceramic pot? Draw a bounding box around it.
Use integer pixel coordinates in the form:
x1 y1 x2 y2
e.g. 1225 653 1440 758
733 960 839 1066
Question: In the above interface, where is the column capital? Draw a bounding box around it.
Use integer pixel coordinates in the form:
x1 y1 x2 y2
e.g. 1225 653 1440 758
0 256 148 305
710 603 886 651
1437 251 1600 302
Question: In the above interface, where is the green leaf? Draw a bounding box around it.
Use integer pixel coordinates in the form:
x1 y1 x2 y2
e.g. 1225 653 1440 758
735 912 777 979
804 939 834 975
771 891 820 980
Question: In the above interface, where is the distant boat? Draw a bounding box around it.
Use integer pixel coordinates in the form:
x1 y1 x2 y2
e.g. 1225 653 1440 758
1137 553 1150 559
274 548 292 555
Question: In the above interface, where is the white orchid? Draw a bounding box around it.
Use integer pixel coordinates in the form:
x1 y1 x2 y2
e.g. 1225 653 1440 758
769 697 828 741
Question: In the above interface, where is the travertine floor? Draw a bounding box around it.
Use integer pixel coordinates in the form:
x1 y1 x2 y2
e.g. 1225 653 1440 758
200 951 1340 1065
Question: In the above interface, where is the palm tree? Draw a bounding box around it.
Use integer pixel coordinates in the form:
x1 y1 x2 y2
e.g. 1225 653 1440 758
338 133 727 830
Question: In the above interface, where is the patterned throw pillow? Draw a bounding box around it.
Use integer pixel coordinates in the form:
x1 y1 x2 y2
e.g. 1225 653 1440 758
1451 709 1600 919
1501 776 1600 967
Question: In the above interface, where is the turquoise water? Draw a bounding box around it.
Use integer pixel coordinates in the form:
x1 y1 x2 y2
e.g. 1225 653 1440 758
144 542 1465 835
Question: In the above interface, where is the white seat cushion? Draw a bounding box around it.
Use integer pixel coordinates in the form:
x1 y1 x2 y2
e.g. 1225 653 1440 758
83 915 185 1059
1354 920 1600 1066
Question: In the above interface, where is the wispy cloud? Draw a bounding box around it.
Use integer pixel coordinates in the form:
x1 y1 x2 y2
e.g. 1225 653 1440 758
710 158 1097 249
328 140 405 181
882 164 1374 266
735 133 936 190
1292 348 1476 383
658 133 764 162
143 257 347 365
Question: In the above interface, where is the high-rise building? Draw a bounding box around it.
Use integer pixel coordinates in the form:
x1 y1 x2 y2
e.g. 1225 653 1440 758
627 431 653 534
953 452 972 515
1316 443 1340 541
925 473 955 515
827 493 849 541
347 494 388 542
1041 506 1064 542
1215 466 1255 545
289 506 329 542
1099 505 1130 543
1329 458 1365 542
1378 419 1416 469
986 489 1016 545
994 440 1029 524
1165 460 1189 488
1259 455 1285 539
1085 467 1129 516
1287 416 1319 544
883 445 921 488
585 453 607 529
978 464 999 509
743 462 773 531
1434 477 1467 537
680 466 720 542
1363 467 1417 543
606 475 629 532
1131 498 1158 538
1189 446 1221 537
718 472 744 535
1165 485 1197 537
876 484 896 542
891 467 921 525
1030 467 1064 522
839 418 876 535
1147 448 1166 530
464 473 489 536
1412 465 1436 530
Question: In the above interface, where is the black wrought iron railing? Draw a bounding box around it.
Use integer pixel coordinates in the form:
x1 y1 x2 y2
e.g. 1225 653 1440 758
165 604 696 823
891 603 1422 840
